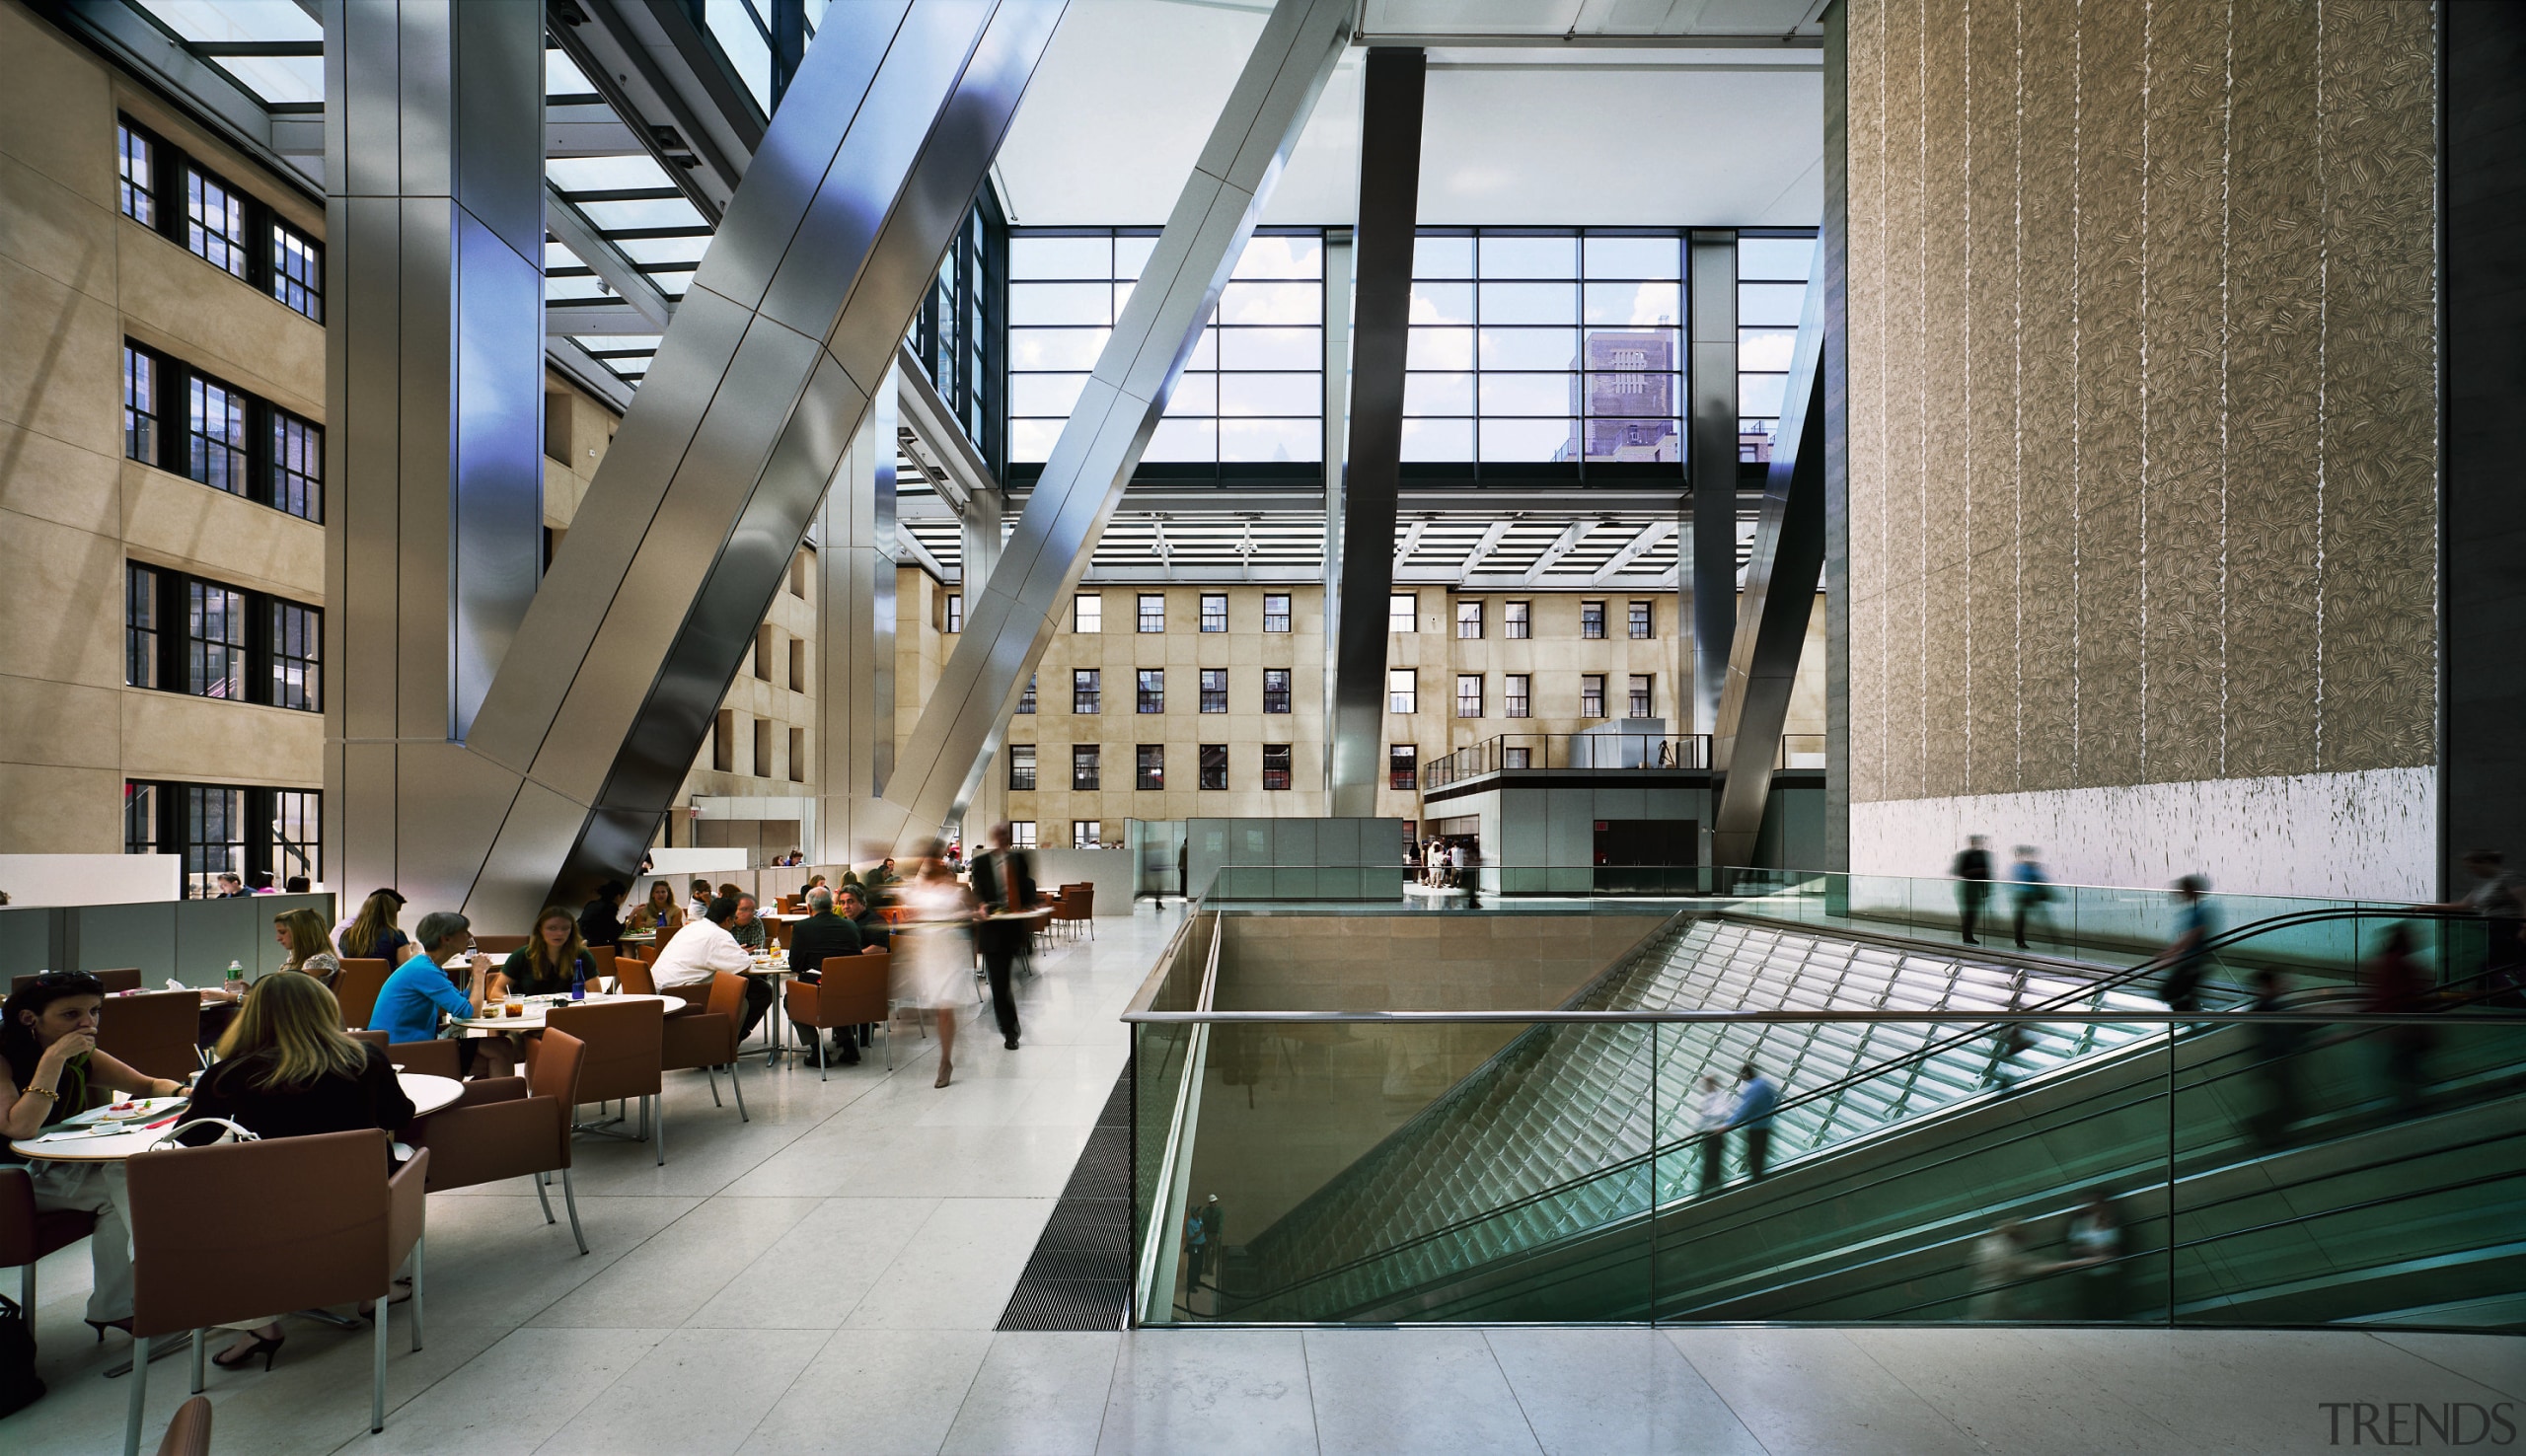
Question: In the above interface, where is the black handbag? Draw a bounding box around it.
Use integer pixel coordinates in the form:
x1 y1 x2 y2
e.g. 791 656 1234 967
0 1292 43 1418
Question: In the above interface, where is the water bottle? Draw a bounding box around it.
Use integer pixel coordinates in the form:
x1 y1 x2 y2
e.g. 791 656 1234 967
226 959 247 995
570 958 587 1001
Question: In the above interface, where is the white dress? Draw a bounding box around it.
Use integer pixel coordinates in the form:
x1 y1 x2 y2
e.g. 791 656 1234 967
890 879 976 1010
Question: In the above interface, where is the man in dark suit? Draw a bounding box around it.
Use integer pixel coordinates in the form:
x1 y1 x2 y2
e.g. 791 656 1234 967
786 887 865 1063
839 885 888 949
969 823 1036 1051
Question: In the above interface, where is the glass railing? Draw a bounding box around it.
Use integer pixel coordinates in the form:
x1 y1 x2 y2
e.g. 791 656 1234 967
1421 731 1831 787
1125 900 2525 1328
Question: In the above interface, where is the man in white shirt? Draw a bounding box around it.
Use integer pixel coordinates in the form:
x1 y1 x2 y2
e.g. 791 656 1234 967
650 895 753 1007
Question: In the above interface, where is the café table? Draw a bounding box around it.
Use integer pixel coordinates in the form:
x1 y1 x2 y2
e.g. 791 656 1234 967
7 1073 467 1164
737 952 801 1065
448 989 674 1037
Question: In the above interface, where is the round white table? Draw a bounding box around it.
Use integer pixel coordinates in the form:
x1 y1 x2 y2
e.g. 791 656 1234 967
7 1073 467 1163
450 990 674 1035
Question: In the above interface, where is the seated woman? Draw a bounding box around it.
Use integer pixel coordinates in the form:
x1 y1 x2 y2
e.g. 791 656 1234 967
1 973 188 1338
625 881 684 938
183 973 416 1369
491 906 596 999
338 889 419 968
274 908 343 987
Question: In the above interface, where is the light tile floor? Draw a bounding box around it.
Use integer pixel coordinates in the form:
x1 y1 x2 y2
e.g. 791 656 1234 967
7 901 2519 1455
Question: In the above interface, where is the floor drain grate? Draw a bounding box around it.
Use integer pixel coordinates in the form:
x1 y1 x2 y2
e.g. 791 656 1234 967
997 1068 1135 1331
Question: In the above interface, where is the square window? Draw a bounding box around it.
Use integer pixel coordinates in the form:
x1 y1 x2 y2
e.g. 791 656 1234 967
1075 594 1101 633
1072 820 1101 848
1136 744 1164 790
1628 601 1653 638
1388 744 1417 791
271 220 323 322
1199 669 1227 713
1455 600 1482 639
1628 674 1654 717
1072 669 1100 714
1138 593 1165 632
1387 669 1416 715
1007 744 1036 791
1582 674 1605 717
1137 668 1165 713
1017 673 1036 714
1455 675 1483 717
1263 593 1291 632
1389 593 1416 633
1582 601 1606 639
1505 674 1530 718
186 580 247 701
945 594 962 633
1200 594 1227 632
1506 601 1530 639
1199 743 1228 790
186 166 250 279
270 409 322 522
117 120 156 226
1262 668 1292 714
1010 821 1037 849
1072 744 1100 790
1262 744 1292 791
1504 746 1532 769
187 374 248 497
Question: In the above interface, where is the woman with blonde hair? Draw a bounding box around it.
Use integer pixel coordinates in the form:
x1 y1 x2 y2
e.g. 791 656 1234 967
182 972 415 1369
338 889 418 967
491 906 596 998
273 908 342 986
627 880 684 937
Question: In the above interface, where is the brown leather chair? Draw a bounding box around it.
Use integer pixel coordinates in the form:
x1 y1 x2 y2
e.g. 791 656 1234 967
771 917 796 950
614 954 659 995
473 934 529 955
659 971 749 1121
155 1395 212 1456
98 989 203 1079
543 998 666 1165
408 1029 589 1255
334 958 393 1028
13 968 144 995
2 1164 96 1329
587 945 619 989
120 1129 428 1453
784 953 894 1078
345 1030 464 1082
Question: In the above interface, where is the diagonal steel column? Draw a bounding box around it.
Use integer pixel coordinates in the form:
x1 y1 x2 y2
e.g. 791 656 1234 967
872 0 1354 849
1325 47 1426 818
1686 229 1740 735
1710 251 1827 870
344 0 1064 926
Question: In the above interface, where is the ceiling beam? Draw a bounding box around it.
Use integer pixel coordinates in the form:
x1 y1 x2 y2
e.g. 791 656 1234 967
892 340 996 517
546 0 759 222
545 336 634 412
546 299 666 336
1391 517 1428 564
1519 520 1596 583
1590 519 1675 583
545 182 676 328
1458 517 1518 574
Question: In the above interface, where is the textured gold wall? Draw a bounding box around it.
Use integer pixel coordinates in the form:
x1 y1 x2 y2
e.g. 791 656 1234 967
1844 0 2438 805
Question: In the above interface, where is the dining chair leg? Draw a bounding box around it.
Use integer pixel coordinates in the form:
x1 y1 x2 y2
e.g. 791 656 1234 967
653 1096 665 1166
409 1235 425 1351
705 1064 722 1108
729 1057 748 1122
370 1296 388 1433
122 1335 150 1456
815 1032 828 1083
535 1174 557 1225
19 1261 30 1317
561 1166 589 1255
188 1328 205 1394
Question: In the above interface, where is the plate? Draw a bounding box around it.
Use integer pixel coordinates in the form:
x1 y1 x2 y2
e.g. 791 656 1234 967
69 1096 187 1127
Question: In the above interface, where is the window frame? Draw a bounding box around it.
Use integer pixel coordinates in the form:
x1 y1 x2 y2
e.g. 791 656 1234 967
1582 600 1606 639
1505 600 1530 639
1261 744 1293 791
1007 743 1036 791
117 119 158 227
1455 599 1483 638
123 778 324 898
1389 593 1417 633
1581 673 1606 718
1135 743 1164 790
1263 593 1291 632
1016 673 1037 714
1455 674 1484 718
1198 743 1228 790
1262 668 1293 715
1072 820 1101 849
114 114 326 324
1075 593 1102 633
1200 593 1228 633
184 160 253 281
1137 593 1165 633
122 338 323 523
1072 744 1101 790
1199 668 1228 713
1072 668 1101 714
944 594 962 633
1504 673 1530 719
1388 743 1418 791
1627 600 1654 639
1137 668 1165 714
1388 669 1416 715
1628 673 1655 717
1010 821 1037 849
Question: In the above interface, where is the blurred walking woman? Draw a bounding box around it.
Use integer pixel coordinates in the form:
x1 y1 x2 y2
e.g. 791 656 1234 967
893 842 978 1087
1 973 187 1336
492 906 596 998
183 973 415 1369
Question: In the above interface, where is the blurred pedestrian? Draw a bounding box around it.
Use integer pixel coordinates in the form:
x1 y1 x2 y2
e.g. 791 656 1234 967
2064 1189 2129 1320
2244 967 2303 1149
1953 836 1993 945
2153 875 2216 1012
2362 923 2435 1117
1183 1194 1224 1289
1967 1219 2047 1319
1733 1063 1780 1181
2010 845 2055 950
1696 1072 1733 1196
1988 1021 2035 1096
2415 849 2524 1001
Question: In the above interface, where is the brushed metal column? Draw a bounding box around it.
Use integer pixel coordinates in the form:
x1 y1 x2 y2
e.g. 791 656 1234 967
324 0 544 897
813 371 898 862
1686 229 1740 736
1325 46 1425 819
1318 229 1352 785
1710 251 1826 869
354 0 1063 924
873 0 1354 846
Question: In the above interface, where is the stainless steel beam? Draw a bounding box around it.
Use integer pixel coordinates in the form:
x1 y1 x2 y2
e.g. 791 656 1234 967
815 369 897 860
1686 229 1740 735
1520 520 1596 584
1318 231 1351 788
1710 249 1827 870
350 0 1061 922
547 336 636 411
546 299 664 335
874 0 1354 848
546 0 758 221
1590 519 1674 584
894 339 996 516
545 183 676 328
1325 44 1426 819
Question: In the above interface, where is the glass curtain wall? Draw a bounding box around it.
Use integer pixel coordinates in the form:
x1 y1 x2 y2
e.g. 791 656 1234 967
1737 233 1816 462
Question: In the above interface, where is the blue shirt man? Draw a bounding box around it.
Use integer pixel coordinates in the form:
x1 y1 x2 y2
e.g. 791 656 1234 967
1733 1066 1780 1130
369 910 488 1045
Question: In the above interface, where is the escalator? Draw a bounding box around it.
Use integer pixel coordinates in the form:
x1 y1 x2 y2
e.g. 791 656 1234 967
1219 910 2525 1328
